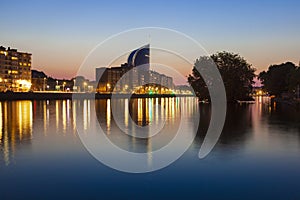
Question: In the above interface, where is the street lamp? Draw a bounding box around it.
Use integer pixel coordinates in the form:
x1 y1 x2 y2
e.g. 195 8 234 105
106 83 111 92
63 82 66 92
56 80 59 91
73 79 76 92
83 82 87 92
43 77 46 91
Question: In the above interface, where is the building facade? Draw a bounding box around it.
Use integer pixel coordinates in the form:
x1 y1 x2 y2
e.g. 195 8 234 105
96 44 174 94
0 46 32 92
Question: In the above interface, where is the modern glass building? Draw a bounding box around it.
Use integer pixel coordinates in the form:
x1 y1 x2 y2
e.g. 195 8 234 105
127 44 150 70
96 44 174 93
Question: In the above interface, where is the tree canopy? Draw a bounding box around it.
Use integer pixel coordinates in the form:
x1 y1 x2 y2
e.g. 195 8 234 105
188 52 256 102
258 62 299 96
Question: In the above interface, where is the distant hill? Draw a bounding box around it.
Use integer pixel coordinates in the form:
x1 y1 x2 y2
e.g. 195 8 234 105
31 70 47 78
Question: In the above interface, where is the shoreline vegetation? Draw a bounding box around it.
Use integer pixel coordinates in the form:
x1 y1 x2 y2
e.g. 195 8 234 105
188 52 300 108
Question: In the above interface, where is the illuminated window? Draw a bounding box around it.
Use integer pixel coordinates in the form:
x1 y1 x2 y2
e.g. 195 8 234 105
19 62 23 66
11 56 18 60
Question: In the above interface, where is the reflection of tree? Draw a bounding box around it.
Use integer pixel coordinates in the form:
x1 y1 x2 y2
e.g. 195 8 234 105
268 102 300 129
195 104 253 147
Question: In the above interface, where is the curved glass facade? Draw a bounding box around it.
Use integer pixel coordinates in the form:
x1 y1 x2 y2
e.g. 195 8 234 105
127 44 149 69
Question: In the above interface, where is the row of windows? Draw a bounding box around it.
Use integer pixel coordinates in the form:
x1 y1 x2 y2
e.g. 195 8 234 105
0 70 30 75
0 59 31 64
0 66 31 70
0 75 31 79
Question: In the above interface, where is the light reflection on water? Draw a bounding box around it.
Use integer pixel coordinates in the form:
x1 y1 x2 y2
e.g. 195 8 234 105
0 97 200 165
0 101 33 165
0 97 299 164
0 97 300 199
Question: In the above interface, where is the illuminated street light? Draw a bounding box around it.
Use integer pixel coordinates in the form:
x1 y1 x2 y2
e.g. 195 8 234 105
63 82 66 91
73 79 76 92
84 82 87 92
43 77 46 91
106 83 111 92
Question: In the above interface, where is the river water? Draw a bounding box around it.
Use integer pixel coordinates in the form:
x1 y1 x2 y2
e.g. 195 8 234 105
0 97 299 199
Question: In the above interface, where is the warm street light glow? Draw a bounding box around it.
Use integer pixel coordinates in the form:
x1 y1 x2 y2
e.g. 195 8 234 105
16 79 31 92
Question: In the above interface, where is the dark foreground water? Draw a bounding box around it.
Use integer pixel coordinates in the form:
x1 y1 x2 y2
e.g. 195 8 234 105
0 97 300 199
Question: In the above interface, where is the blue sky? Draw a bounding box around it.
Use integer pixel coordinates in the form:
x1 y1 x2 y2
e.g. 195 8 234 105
1 0 300 81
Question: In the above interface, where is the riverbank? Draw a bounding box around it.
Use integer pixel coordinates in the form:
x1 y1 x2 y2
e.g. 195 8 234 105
0 91 193 101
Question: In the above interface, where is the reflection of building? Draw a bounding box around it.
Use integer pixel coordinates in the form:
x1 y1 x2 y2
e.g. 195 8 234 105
0 101 33 165
0 46 32 92
96 44 174 93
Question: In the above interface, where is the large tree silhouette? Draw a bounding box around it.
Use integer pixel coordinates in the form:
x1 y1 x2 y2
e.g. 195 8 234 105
188 52 256 102
259 62 297 96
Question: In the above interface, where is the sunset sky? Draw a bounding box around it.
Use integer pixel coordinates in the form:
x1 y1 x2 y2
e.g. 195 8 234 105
1 0 299 84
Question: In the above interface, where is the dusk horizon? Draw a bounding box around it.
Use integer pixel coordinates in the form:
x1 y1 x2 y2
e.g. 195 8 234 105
1 1 300 199
1 0 300 81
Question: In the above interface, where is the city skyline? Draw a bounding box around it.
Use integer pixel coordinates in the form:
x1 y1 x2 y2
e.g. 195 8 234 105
1 0 300 84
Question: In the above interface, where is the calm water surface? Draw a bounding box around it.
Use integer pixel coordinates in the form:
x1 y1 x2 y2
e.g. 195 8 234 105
0 97 300 199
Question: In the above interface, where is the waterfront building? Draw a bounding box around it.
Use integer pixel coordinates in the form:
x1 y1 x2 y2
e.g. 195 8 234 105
0 46 32 92
96 44 174 94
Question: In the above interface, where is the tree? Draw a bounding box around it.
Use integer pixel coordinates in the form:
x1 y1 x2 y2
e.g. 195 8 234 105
259 62 297 96
188 56 212 100
188 52 256 102
289 66 300 95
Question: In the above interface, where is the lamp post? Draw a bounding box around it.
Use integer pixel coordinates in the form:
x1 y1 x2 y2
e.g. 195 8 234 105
83 82 87 92
73 79 76 92
63 82 66 92
106 83 111 93
56 80 59 91
43 77 46 91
